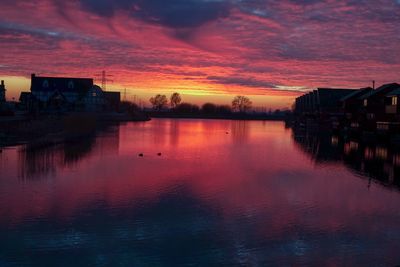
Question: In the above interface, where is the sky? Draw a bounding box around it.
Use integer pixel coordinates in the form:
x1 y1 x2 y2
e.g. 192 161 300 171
0 0 400 109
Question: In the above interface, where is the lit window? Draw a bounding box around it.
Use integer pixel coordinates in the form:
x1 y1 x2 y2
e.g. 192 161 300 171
392 96 398 106
363 99 368 107
92 92 97 97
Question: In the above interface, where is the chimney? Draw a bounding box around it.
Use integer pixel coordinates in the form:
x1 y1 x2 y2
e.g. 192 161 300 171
0 80 3 87
31 73 36 80
372 80 375 89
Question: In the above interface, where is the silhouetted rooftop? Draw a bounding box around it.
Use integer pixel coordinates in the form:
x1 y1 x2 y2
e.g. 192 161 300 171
30 74 94 94
340 87 373 102
359 83 400 100
386 88 400 97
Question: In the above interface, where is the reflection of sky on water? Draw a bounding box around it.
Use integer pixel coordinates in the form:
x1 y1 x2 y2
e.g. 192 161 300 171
0 119 400 266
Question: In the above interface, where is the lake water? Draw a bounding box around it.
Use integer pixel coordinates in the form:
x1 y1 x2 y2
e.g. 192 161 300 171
0 119 400 266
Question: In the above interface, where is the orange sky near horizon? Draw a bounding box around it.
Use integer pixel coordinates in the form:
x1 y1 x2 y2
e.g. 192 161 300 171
1 75 300 109
1 0 400 109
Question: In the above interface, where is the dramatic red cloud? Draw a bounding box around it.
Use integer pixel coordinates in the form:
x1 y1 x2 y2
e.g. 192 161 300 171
0 0 399 108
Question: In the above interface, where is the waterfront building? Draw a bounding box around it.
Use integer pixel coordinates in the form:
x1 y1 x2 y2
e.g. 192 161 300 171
30 73 93 106
340 87 373 132
20 73 121 112
295 88 356 115
358 83 400 121
341 87 373 118
294 83 400 135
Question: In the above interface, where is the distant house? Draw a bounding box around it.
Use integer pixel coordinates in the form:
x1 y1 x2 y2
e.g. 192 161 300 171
81 85 106 111
295 88 357 115
341 87 373 116
317 88 357 115
340 87 373 119
30 73 93 108
358 83 400 121
21 73 121 112
339 87 373 131
384 88 400 115
0 80 6 102
294 83 400 134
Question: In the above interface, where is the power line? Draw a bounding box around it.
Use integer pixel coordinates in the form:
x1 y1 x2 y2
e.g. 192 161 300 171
94 70 113 91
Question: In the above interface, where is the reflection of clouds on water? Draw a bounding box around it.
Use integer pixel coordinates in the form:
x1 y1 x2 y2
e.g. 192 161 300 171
0 185 230 266
1 184 396 266
1 120 400 266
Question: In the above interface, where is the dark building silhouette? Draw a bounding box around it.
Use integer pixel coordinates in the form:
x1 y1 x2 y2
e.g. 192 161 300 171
339 87 373 132
30 73 94 102
19 91 35 110
0 80 6 102
358 83 400 120
294 83 400 135
19 73 121 112
103 91 121 111
355 83 400 132
341 87 373 116
295 88 357 115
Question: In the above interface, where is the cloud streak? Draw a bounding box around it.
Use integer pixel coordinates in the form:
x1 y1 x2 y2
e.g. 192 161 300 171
78 0 232 28
0 0 400 107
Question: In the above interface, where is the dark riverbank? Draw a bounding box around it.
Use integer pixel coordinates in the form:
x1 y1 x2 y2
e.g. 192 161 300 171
147 111 288 121
0 112 150 149
0 110 286 149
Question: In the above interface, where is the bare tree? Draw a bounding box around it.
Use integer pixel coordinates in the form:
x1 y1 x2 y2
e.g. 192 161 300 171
170 92 182 109
149 94 168 110
232 95 252 112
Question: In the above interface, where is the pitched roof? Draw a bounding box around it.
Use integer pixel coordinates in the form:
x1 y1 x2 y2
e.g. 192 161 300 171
30 75 94 94
386 88 400 96
19 92 35 102
317 88 357 98
340 87 373 102
358 83 400 100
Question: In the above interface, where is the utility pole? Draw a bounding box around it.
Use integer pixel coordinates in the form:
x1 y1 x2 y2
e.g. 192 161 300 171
95 71 113 91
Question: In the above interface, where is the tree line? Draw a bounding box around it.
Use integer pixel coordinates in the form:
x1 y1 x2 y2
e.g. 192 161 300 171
149 92 253 113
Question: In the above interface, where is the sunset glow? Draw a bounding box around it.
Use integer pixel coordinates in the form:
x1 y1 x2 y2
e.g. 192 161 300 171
1 1 400 108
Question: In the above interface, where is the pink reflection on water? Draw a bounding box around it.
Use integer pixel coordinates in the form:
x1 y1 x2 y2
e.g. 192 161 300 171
0 119 399 240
